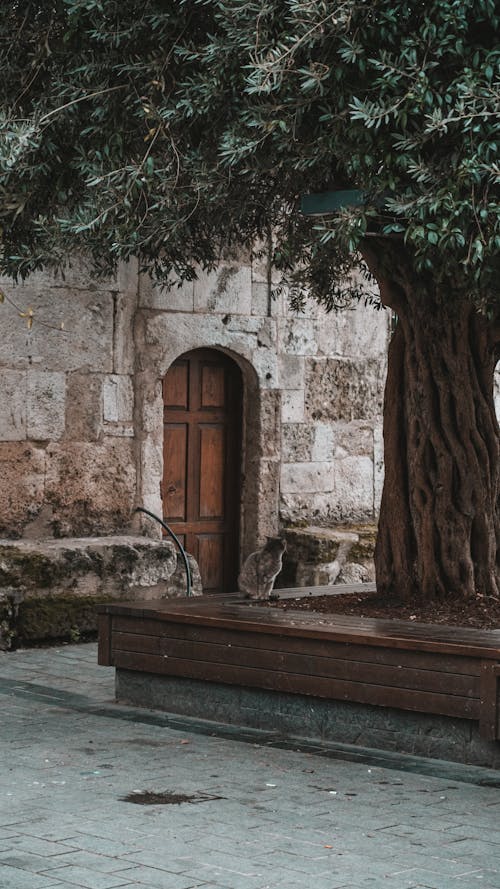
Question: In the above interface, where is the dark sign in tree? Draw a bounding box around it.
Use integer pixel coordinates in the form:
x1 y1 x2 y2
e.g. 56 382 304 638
1 1 499 601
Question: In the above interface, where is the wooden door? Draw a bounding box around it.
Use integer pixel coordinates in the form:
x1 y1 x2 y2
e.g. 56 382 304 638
162 349 242 593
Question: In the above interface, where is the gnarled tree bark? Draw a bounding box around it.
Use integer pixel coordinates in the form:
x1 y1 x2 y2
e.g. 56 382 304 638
365 249 500 602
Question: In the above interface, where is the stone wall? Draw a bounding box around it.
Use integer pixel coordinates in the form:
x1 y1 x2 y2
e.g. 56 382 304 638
0 262 138 538
134 253 389 556
0 255 390 561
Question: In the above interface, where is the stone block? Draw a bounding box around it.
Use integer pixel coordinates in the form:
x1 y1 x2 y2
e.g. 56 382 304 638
113 290 138 375
137 375 163 435
251 253 268 284
305 358 385 422
332 420 375 456
256 320 277 349
279 354 304 390
277 525 375 588
282 525 358 563
311 424 334 461
0 370 27 440
0 535 171 598
250 282 284 317
0 257 111 293
65 372 104 442
27 371 65 440
0 442 47 535
225 315 264 335
139 273 195 312
282 423 314 462
194 264 252 315
0 535 202 648
43 440 137 536
116 259 139 295
103 425 134 438
280 490 375 525
251 282 270 316
281 461 335 494
337 561 374 583
316 300 390 359
259 390 281 459
334 455 374 516
252 347 278 389
140 438 163 498
103 375 134 424
254 458 281 542
295 558 343 586
0 288 114 372
143 312 255 368
346 523 378 564
281 390 305 423
280 318 317 355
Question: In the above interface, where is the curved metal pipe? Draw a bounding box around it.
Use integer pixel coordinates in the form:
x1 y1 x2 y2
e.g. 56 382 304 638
134 507 192 598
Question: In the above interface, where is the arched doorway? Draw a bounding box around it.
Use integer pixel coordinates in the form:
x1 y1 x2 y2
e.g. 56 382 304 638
162 349 243 593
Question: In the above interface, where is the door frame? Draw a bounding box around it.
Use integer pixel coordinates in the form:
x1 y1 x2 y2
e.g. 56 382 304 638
135 342 281 575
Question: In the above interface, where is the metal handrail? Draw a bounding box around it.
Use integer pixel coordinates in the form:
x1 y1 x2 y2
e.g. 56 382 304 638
134 506 192 597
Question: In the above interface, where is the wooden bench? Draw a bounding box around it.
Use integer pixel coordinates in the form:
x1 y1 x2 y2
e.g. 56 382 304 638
97 592 500 741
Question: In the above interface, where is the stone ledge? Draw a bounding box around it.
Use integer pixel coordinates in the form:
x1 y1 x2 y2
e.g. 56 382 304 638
279 524 376 587
0 535 201 649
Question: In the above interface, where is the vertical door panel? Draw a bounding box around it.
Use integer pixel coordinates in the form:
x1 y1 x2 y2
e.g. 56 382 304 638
201 364 225 408
199 426 225 518
197 535 224 593
162 350 241 593
163 361 189 409
163 425 187 520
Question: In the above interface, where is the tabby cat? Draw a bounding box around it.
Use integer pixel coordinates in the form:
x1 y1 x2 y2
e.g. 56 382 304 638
238 537 286 600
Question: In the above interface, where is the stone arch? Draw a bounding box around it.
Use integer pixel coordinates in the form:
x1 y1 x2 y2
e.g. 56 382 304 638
134 326 281 573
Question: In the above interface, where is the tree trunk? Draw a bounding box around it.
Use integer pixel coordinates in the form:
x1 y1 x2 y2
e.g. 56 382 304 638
373 273 500 603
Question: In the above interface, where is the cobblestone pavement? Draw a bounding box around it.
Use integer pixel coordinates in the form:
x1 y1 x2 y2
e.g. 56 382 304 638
1 643 500 889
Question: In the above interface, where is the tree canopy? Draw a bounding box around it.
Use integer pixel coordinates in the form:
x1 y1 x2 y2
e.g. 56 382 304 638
1 0 499 309
1 0 500 602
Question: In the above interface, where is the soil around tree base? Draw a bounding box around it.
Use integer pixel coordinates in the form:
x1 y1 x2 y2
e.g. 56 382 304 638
262 590 500 629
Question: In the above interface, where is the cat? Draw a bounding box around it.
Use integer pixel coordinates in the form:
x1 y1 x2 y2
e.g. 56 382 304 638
238 537 286 600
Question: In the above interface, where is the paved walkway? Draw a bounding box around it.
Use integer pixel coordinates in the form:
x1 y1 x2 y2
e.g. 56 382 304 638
1 643 500 889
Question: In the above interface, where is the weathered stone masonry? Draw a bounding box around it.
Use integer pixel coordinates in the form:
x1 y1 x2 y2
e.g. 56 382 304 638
0 256 389 553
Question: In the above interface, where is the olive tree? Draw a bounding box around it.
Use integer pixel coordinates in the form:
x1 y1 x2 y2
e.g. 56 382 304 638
1 0 499 601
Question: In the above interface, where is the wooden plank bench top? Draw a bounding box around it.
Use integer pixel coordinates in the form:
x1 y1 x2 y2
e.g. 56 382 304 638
98 593 500 658
97 590 500 741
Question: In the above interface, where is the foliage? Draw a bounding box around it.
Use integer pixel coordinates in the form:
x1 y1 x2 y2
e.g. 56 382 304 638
0 0 499 312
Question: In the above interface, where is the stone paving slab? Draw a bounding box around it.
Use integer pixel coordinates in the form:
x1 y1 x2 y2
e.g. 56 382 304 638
1 643 500 889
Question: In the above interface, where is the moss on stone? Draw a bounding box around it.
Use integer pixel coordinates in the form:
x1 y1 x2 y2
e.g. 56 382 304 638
277 522 378 589
108 544 142 576
283 527 356 562
0 537 196 647
340 524 378 562
16 594 112 644
0 546 107 591
62 548 104 577
0 549 58 589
